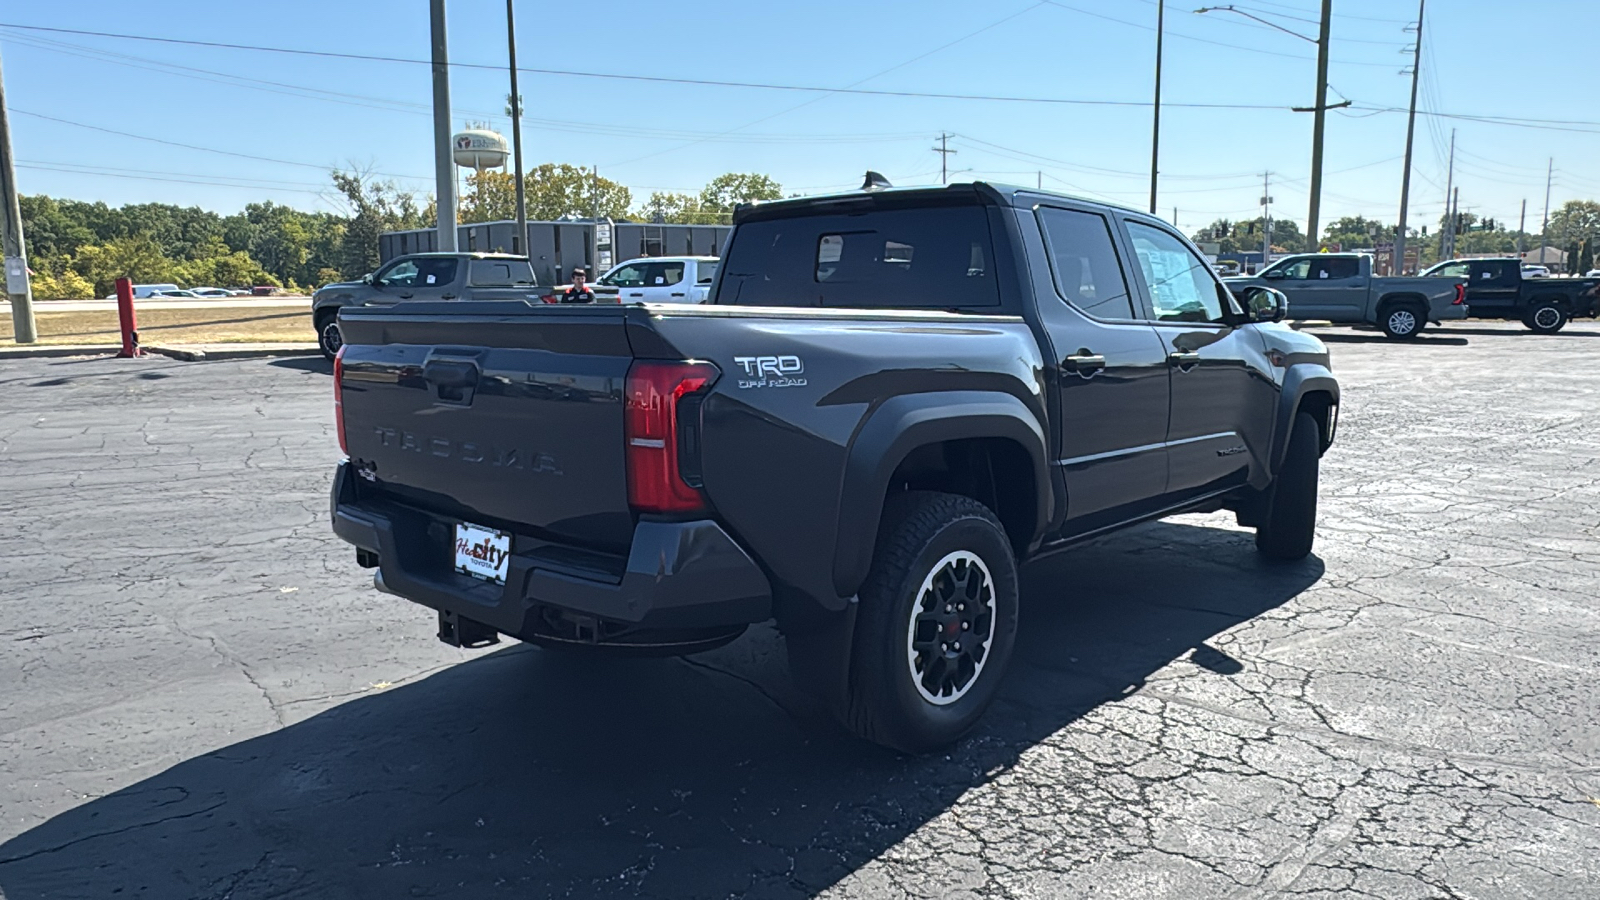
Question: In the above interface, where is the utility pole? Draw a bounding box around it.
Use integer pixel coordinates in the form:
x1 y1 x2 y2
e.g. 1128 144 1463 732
932 133 956 185
1517 198 1527 255
1037 171 1042 190
429 0 458 252
1539 157 1553 270
1449 187 1459 257
0 48 36 343
1440 128 1455 259
1261 172 1273 273
1304 0 1333 253
1393 0 1424 276
591 165 599 218
1149 0 1165 214
505 0 527 256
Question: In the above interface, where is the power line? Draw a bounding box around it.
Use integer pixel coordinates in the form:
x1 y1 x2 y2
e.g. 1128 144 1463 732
9 108 430 181
0 21 1311 111
1041 1 1402 67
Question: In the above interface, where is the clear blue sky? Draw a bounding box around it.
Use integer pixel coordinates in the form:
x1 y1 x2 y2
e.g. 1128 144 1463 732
3 0 1596 238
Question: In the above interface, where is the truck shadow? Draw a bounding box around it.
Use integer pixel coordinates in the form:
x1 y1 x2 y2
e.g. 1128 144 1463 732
1309 330 1470 346
0 520 1322 899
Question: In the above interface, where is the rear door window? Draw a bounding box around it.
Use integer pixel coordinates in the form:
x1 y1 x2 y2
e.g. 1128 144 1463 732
1036 207 1135 319
716 205 1000 309
1313 257 1361 279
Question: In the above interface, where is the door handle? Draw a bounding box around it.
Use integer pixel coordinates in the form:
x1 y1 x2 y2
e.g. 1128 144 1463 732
670 292 686 298
1169 351 1202 369
440 293 457 300
397 291 414 299
1063 353 1105 376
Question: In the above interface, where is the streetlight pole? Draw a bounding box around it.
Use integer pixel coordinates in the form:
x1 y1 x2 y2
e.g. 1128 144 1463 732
429 0 458 252
1197 5 1347 254
1304 0 1332 254
505 0 527 256
1394 0 1424 276
1149 0 1164 215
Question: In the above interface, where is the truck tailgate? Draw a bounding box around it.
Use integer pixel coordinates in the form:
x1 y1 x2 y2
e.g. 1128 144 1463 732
337 304 634 551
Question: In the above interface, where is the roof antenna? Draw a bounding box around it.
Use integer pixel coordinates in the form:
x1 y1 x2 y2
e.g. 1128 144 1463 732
861 171 893 191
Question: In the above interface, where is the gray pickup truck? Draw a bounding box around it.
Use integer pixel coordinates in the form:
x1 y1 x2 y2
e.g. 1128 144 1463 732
1227 253 1465 339
312 253 540 359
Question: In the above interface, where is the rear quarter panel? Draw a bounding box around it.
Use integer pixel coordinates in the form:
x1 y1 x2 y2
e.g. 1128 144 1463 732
643 308 1046 615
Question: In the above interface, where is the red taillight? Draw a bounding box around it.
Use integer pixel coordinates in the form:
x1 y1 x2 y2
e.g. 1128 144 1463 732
1453 283 1466 305
333 346 348 454
625 360 718 513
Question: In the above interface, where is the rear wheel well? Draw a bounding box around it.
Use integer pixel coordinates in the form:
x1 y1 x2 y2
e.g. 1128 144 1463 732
1378 293 1427 316
884 438 1037 556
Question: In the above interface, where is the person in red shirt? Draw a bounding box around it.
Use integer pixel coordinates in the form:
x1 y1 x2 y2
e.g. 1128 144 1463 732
561 268 596 303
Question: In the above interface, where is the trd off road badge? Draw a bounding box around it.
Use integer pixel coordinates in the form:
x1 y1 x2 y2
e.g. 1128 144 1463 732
733 355 807 389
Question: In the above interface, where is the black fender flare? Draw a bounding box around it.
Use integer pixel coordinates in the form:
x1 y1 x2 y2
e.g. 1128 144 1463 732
831 391 1050 599
1272 364 1339 474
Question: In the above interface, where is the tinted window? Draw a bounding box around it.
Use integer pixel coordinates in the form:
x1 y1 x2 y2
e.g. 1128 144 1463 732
716 205 999 309
468 260 535 286
1036 207 1135 319
378 260 419 287
1432 262 1470 279
1314 257 1361 279
696 261 719 284
1126 222 1229 324
600 263 649 288
1275 259 1312 280
655 262 685 285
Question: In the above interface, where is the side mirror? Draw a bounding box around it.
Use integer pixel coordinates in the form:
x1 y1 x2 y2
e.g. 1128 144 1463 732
1261 269 1285 280
362 273 375 285
1241 286 1289 323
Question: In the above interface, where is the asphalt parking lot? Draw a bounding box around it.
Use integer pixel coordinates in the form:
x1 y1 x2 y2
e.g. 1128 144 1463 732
1 320 1598 899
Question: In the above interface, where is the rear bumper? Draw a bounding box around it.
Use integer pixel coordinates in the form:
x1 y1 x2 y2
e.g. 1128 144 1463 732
329 462 771 639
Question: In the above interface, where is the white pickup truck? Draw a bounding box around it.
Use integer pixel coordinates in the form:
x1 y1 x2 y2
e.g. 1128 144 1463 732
597 256 719 304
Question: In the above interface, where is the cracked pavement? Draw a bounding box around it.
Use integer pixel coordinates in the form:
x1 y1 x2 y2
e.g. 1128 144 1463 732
1 321 1598 898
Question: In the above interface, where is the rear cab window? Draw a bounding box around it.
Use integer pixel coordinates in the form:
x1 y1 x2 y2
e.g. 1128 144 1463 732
714 203 1000 310
467 259 535 286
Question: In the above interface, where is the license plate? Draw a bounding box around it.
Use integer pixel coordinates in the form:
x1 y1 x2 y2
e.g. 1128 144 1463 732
454 522 511 585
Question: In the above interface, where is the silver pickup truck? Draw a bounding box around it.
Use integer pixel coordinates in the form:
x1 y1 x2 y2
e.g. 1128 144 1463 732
1226 253 1465 339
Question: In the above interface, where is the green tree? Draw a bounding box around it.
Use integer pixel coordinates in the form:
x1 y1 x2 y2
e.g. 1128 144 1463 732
330 169 430 278
635 191 722 224
1320 216 1391 250
1190 217 1305 255
698 173 782 218
459 170 517 224
1546 200 1600 249
73 236 175 295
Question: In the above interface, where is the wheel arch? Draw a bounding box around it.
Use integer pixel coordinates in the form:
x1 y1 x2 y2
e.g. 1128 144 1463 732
1272 365 1339 473
832 392 1050 600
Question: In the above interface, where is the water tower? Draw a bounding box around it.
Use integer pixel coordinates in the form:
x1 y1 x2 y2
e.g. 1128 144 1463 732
452 125 509 202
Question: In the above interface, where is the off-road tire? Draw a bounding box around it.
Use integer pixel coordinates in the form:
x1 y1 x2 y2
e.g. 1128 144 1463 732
1255 411 1321 560
1525 301 1568 335
1380 303 1425 340
841 491 1019 754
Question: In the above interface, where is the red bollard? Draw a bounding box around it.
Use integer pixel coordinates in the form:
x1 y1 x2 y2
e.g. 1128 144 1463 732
114 277 141 358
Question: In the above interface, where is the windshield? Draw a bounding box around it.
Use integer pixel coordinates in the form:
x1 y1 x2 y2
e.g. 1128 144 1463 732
714 204 999 309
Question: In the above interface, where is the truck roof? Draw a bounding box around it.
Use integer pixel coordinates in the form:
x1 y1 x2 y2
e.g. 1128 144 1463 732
734 181 1147 223
396 251 531 261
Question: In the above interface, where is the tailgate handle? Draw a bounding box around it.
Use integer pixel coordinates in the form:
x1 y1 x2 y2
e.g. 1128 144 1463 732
422 359 479 404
